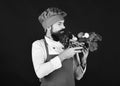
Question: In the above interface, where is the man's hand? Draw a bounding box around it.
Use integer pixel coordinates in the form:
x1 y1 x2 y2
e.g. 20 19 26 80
58 47 83 62
81 48 89 65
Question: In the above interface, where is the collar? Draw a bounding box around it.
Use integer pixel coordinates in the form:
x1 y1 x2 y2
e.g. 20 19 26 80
44 36 64 54
45 36 64 48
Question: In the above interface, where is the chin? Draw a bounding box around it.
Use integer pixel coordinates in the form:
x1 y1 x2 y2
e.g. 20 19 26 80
51 29 65 41
52 30 72 44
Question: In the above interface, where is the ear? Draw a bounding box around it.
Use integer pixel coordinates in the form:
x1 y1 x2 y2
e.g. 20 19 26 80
47 26 51 31
44 28 47 32
46 26 52 33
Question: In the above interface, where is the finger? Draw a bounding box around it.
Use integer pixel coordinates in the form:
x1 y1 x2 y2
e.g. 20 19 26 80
74 50 82 53
73 47 83 50
82 48 89 53
75 48 83 51
67 46 83 50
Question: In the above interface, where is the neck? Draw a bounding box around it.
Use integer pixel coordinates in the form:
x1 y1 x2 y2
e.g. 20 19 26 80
46 30 53 40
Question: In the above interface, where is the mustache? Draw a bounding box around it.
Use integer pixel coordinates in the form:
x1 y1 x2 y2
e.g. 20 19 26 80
55 29 66 34
51 29 72 42
59 29 65 33
51 29 66 41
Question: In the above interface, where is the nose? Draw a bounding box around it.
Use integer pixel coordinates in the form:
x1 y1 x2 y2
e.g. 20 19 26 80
62 24 65 29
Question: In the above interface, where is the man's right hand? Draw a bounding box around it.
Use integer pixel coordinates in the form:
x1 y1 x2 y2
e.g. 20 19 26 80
58 47 83 62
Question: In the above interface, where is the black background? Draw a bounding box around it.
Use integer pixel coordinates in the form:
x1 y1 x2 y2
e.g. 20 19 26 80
0 0 120 86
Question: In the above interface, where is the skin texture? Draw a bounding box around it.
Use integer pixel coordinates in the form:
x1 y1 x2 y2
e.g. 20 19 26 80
52 20 65 33
45 20 65 40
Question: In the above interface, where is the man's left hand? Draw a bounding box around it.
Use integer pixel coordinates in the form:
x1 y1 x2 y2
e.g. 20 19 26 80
81 48 89 65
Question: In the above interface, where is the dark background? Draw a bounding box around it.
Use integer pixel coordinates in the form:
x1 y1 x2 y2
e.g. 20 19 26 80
0 0 120 86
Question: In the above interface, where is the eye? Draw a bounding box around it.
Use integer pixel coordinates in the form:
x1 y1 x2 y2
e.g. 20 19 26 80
58 22 62 26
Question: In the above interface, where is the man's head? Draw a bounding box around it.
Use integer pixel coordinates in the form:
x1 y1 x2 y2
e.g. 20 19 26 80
50 20 66 41
38 7 67 41
38 7 67 32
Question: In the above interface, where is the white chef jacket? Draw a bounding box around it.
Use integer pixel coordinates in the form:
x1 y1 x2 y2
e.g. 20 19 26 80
32 36 86 80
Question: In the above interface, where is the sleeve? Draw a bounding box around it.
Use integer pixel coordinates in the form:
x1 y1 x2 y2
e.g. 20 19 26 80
32 40 62 79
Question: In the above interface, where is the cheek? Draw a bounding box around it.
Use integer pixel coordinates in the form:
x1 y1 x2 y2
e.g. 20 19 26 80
53 26 62 32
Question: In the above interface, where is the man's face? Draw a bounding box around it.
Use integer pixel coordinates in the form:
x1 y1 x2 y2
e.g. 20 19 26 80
52 20 65 33
51 20 66 41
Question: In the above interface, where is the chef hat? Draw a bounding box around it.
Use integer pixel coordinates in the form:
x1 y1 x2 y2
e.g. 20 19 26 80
38 7 67 31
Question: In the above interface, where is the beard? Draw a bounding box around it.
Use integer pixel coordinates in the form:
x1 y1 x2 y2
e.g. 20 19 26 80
51 28 72 46
51 29 65 41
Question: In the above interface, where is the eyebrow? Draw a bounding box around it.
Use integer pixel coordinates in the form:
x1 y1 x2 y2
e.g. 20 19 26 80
58 22 62 24
58 21 64 24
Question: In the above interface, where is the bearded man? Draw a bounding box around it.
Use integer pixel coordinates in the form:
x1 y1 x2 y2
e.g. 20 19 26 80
32 7 89 86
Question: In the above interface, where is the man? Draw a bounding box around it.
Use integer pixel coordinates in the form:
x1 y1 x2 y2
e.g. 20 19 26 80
32 7 89 86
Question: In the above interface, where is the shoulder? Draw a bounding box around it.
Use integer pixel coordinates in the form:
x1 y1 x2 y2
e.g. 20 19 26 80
32 39 44 46
32 39 46 50
32 39 46 56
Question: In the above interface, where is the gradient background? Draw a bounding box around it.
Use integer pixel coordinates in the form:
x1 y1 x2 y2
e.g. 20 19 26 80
0 0 120 86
